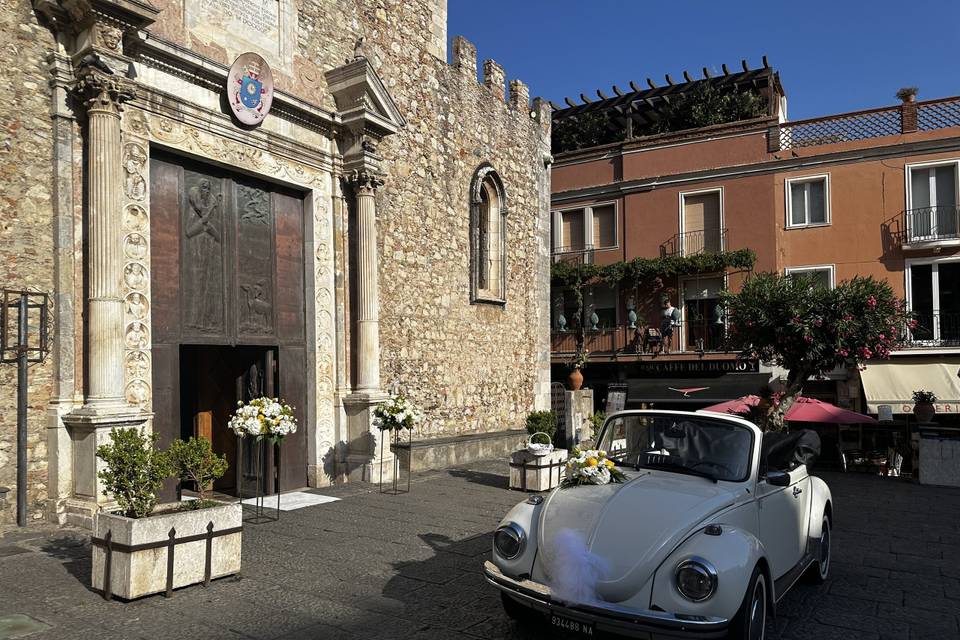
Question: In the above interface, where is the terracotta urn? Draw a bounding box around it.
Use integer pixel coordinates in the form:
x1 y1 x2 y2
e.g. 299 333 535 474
914 402 936 423
568 367 584 391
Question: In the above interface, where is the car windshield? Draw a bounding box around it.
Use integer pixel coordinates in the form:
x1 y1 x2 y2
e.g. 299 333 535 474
597 413 754 482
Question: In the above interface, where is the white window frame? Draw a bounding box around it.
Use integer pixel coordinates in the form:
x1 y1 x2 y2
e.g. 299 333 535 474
785 264 836 289
785 174 831 229
551 200 619 253
904 159 960 241
678 187 724 256
904 255 960 346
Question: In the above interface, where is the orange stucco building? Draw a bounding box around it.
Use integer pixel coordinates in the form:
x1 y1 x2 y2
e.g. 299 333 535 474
549 62 960 425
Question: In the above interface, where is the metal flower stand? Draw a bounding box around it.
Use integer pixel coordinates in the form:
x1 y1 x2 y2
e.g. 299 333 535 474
380 428 411 495
237 436 282 523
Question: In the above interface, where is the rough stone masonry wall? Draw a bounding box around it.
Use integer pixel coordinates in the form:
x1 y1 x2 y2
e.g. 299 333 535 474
0 2 58 525
293 1 552 438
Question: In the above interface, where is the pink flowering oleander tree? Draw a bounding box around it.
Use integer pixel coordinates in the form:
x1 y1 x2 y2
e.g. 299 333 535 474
721 273 913 431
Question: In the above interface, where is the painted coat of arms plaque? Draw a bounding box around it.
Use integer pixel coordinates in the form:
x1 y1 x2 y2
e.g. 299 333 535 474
228 52 274 125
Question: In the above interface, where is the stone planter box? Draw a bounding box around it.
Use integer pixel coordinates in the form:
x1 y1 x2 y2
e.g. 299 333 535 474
92 502 242 600
509 449 568 492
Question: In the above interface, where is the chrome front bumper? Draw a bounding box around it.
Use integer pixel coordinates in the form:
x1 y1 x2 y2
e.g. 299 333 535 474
483 561 729 639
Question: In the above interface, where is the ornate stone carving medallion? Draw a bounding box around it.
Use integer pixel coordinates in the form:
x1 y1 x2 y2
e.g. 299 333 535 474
227 52 274 126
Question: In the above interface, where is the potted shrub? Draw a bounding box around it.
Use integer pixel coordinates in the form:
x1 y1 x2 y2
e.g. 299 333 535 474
91 428 241 600
912 389 937 423
568 350 588 391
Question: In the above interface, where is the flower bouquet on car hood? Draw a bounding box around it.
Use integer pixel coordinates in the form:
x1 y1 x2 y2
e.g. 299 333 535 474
562 447 627 487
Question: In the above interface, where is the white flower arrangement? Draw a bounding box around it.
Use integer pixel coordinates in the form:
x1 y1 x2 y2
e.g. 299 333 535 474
374 393 423 431
229 397 298 441
562 447 626 487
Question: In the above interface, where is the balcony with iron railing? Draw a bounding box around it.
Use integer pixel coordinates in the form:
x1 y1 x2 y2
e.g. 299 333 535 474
901 312 960 349
551 316 729 360
660 228 727 257
551 244 595 265
900 206 960 247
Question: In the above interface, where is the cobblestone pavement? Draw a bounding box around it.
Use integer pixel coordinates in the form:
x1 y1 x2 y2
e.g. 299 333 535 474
1 463 958 640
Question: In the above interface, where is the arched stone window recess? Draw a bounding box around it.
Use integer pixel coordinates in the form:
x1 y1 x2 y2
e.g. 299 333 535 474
469 163 507 304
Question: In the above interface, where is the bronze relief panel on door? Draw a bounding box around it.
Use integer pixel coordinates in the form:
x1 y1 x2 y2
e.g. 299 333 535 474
236 180 275 339
181 170 227 337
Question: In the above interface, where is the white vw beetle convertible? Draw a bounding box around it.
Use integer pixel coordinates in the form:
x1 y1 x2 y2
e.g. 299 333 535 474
484 410 831 639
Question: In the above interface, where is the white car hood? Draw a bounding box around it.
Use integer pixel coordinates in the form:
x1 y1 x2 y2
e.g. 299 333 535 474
536 470 738 603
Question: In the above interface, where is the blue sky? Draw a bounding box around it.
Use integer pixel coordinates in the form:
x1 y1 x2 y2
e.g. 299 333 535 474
448 0 959 120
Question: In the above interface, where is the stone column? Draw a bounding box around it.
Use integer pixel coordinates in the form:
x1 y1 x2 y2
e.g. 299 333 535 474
343 169 391 483
62 69 149 528
80 71 129 407
350 170 384 392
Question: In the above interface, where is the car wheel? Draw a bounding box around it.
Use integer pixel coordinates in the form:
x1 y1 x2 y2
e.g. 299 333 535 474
729 566 767 640
500 592 534 623
804 514 831 584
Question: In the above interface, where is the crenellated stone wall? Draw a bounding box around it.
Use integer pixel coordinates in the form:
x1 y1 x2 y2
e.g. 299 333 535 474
0 2 58 525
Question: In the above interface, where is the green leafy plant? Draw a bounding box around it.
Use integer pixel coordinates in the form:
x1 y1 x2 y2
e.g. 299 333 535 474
589 411 606 434
526 410 557 441
96 428 173 519
896 87 918 102
167 437 228 510
912 389 937 404
651 84 768 135
722 273 911 431
570 349 589 370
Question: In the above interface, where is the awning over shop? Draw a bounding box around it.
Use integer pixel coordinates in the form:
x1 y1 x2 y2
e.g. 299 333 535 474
860 358 960 414
627 373 770 405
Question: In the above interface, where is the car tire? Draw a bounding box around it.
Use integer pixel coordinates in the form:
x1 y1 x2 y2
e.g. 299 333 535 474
500 592 535 623
728 566 767 640
803 514 831 584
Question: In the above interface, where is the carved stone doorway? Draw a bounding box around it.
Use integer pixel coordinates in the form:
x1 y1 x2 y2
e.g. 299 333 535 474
150 150 308 496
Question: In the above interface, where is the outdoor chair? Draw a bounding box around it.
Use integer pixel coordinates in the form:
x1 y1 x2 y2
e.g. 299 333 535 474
642 327 663 354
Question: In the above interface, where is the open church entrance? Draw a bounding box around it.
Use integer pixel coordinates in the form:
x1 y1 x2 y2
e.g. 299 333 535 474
150 151 308 497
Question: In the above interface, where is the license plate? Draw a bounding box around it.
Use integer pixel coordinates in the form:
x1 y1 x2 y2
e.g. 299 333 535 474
550 613 594 636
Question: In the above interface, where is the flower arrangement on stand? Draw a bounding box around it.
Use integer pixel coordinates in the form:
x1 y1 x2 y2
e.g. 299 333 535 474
374 393 423 494
562 447 627 487
228 397 298 521
228 397 298 442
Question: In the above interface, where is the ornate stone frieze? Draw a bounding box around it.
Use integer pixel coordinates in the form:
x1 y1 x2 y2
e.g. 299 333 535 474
119 120 151 410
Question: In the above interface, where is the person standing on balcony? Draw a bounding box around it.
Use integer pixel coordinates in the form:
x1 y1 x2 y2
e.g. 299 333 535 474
661 299 680 353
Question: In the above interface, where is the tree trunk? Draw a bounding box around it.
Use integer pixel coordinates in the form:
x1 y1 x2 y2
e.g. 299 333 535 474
762 373 806 432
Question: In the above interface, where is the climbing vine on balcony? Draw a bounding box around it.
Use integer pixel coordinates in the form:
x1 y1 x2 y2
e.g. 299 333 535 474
551 248 757 288
551 248 756 358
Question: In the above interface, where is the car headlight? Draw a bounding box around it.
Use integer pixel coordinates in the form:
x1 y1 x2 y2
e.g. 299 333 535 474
494 523 525 560
675 557 718 602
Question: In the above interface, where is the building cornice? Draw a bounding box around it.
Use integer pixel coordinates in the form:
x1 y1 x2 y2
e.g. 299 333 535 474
552 134 960 205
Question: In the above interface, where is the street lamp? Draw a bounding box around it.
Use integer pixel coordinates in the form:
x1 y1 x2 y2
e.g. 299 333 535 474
1 290 51 526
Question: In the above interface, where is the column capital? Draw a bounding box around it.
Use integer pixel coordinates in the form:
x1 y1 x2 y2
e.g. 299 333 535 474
345 169 384 195
73 68 132 116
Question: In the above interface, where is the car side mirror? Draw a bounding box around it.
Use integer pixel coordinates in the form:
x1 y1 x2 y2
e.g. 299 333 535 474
765 470 791 487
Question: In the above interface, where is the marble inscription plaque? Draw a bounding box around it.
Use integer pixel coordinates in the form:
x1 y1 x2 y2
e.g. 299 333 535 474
185 0 283 64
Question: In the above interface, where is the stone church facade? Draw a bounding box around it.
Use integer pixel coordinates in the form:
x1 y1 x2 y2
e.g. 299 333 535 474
0 0 551 527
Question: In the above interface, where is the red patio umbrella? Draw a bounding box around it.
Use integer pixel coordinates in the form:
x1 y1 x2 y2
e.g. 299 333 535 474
702 395 876 424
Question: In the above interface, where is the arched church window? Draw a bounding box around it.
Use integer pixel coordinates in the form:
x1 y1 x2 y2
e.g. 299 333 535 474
470 164 507 304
